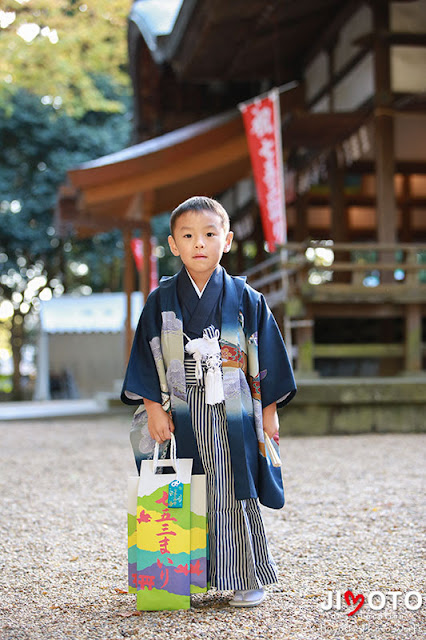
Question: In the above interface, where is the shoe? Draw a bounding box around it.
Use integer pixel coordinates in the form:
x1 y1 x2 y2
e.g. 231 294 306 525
229 588 266 607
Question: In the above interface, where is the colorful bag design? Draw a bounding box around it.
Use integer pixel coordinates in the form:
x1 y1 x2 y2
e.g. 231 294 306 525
127 475 139 595
127 434 208 610
189 474 209 594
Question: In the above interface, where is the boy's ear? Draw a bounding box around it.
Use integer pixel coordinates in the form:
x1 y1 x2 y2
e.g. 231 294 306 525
223 231 234 253
168 234 180 257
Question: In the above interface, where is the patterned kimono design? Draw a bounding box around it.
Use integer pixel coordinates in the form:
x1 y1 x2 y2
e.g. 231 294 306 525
122 268 296 509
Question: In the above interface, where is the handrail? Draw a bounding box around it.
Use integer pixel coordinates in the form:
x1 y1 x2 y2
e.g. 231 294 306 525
244 241 426 309
280 241 426 252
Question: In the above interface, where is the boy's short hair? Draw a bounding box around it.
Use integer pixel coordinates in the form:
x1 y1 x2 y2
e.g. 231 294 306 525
170 196 230 236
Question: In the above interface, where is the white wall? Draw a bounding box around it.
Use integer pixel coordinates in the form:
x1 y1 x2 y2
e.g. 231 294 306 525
334 4 372 73
391 46 426 93
305 51 328 104
391 0 426 32
334 52 374 111
304 5 374 111
49 332 126 398
304 1 426 111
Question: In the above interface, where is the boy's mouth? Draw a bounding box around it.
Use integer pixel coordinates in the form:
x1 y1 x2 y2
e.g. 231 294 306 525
193 254 207 258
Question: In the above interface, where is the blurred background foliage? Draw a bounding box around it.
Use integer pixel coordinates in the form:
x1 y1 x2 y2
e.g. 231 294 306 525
0 0 131 117
0 0 142 398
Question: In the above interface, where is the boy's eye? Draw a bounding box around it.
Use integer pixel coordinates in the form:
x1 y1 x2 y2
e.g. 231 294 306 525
206 232 215 237
183 233 192 238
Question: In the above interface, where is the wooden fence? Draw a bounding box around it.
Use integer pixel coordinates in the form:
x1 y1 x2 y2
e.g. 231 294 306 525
245 242 426 376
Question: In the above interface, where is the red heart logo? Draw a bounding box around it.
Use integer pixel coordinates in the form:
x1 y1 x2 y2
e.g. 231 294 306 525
344 590 365 616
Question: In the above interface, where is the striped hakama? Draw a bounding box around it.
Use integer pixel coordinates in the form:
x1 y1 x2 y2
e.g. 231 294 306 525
185 357 278 591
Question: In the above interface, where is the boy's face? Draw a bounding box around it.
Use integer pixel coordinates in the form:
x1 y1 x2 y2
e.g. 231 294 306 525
168 209 233 284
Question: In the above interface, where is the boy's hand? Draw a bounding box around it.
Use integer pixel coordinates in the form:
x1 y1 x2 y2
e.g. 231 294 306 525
262 402 279 441
143 398 175 443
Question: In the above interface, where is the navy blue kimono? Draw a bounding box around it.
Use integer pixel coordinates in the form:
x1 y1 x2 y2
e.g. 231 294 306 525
122 266 296 509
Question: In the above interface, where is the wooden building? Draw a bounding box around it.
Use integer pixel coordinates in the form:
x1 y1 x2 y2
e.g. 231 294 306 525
58 0 426 391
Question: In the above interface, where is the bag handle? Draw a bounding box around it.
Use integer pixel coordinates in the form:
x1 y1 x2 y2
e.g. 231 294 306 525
152 432 178 474
264 433 282 467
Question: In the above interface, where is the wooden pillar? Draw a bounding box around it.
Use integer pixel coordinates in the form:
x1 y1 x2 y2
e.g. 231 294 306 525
254 206 266 264
123 228 134 360
375 111 396 243
140 190 154 302
372 1 397 275
294 190 309 242
404 304 422 374
329 150 347 241
328 149 350 282
327 45 335 112
400 174 412 243
236 240 244 273
295 317 316 378
141 221 151 301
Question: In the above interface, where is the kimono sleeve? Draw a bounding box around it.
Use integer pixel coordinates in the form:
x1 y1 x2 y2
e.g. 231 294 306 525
120 291 162 406
257 294 296 409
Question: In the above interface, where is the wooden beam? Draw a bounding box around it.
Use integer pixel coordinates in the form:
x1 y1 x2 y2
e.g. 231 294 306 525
82 135 248 206
302 284 426 305
354 31 426 48
314 343 405 358
336 160 426 175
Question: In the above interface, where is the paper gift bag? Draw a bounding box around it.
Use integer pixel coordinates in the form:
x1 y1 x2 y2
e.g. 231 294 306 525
128 472 209 598
127 434 209 604
136 435 194 611
128 406 169 594
127 475 139 594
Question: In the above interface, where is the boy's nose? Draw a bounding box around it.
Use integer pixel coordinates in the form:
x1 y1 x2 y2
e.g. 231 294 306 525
194 236 205 248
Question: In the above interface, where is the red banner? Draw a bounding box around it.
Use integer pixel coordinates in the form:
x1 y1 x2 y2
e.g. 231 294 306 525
239 89 286 252
130 237 159 292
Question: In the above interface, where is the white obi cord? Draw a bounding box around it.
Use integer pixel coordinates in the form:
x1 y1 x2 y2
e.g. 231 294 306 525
184 325 224 405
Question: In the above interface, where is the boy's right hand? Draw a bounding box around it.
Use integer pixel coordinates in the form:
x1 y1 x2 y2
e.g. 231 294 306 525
143 398 175 443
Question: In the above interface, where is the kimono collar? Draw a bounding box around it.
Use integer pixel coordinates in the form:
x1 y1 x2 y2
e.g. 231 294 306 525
158 267 246 341
184 268 209 297
177 266 224 339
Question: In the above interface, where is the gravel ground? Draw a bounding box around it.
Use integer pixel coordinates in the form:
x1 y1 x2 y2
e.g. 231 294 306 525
0 416 424 640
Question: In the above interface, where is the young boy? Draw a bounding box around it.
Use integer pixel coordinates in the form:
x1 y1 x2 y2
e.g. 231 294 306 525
121 196 296 607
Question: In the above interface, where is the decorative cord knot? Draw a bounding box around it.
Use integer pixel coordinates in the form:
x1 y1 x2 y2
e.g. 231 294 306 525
185 325 224 405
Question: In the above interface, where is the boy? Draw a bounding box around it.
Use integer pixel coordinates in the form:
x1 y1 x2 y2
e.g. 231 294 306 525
122 196 296 606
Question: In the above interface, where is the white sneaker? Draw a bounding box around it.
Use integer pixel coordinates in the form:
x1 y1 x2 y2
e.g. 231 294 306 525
229 588 266 607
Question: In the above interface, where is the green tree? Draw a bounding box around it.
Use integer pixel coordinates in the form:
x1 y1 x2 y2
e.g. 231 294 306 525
0 87 131 399
0 0 135 399
0 0 131 117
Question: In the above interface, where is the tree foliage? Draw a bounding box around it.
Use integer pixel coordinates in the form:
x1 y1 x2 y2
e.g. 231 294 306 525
0 0 136 398
0 0 131 117
0 87 131 398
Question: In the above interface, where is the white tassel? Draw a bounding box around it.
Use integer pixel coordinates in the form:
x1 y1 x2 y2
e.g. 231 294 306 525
193 351 203 382
205 366 224 405
185 325 225 405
